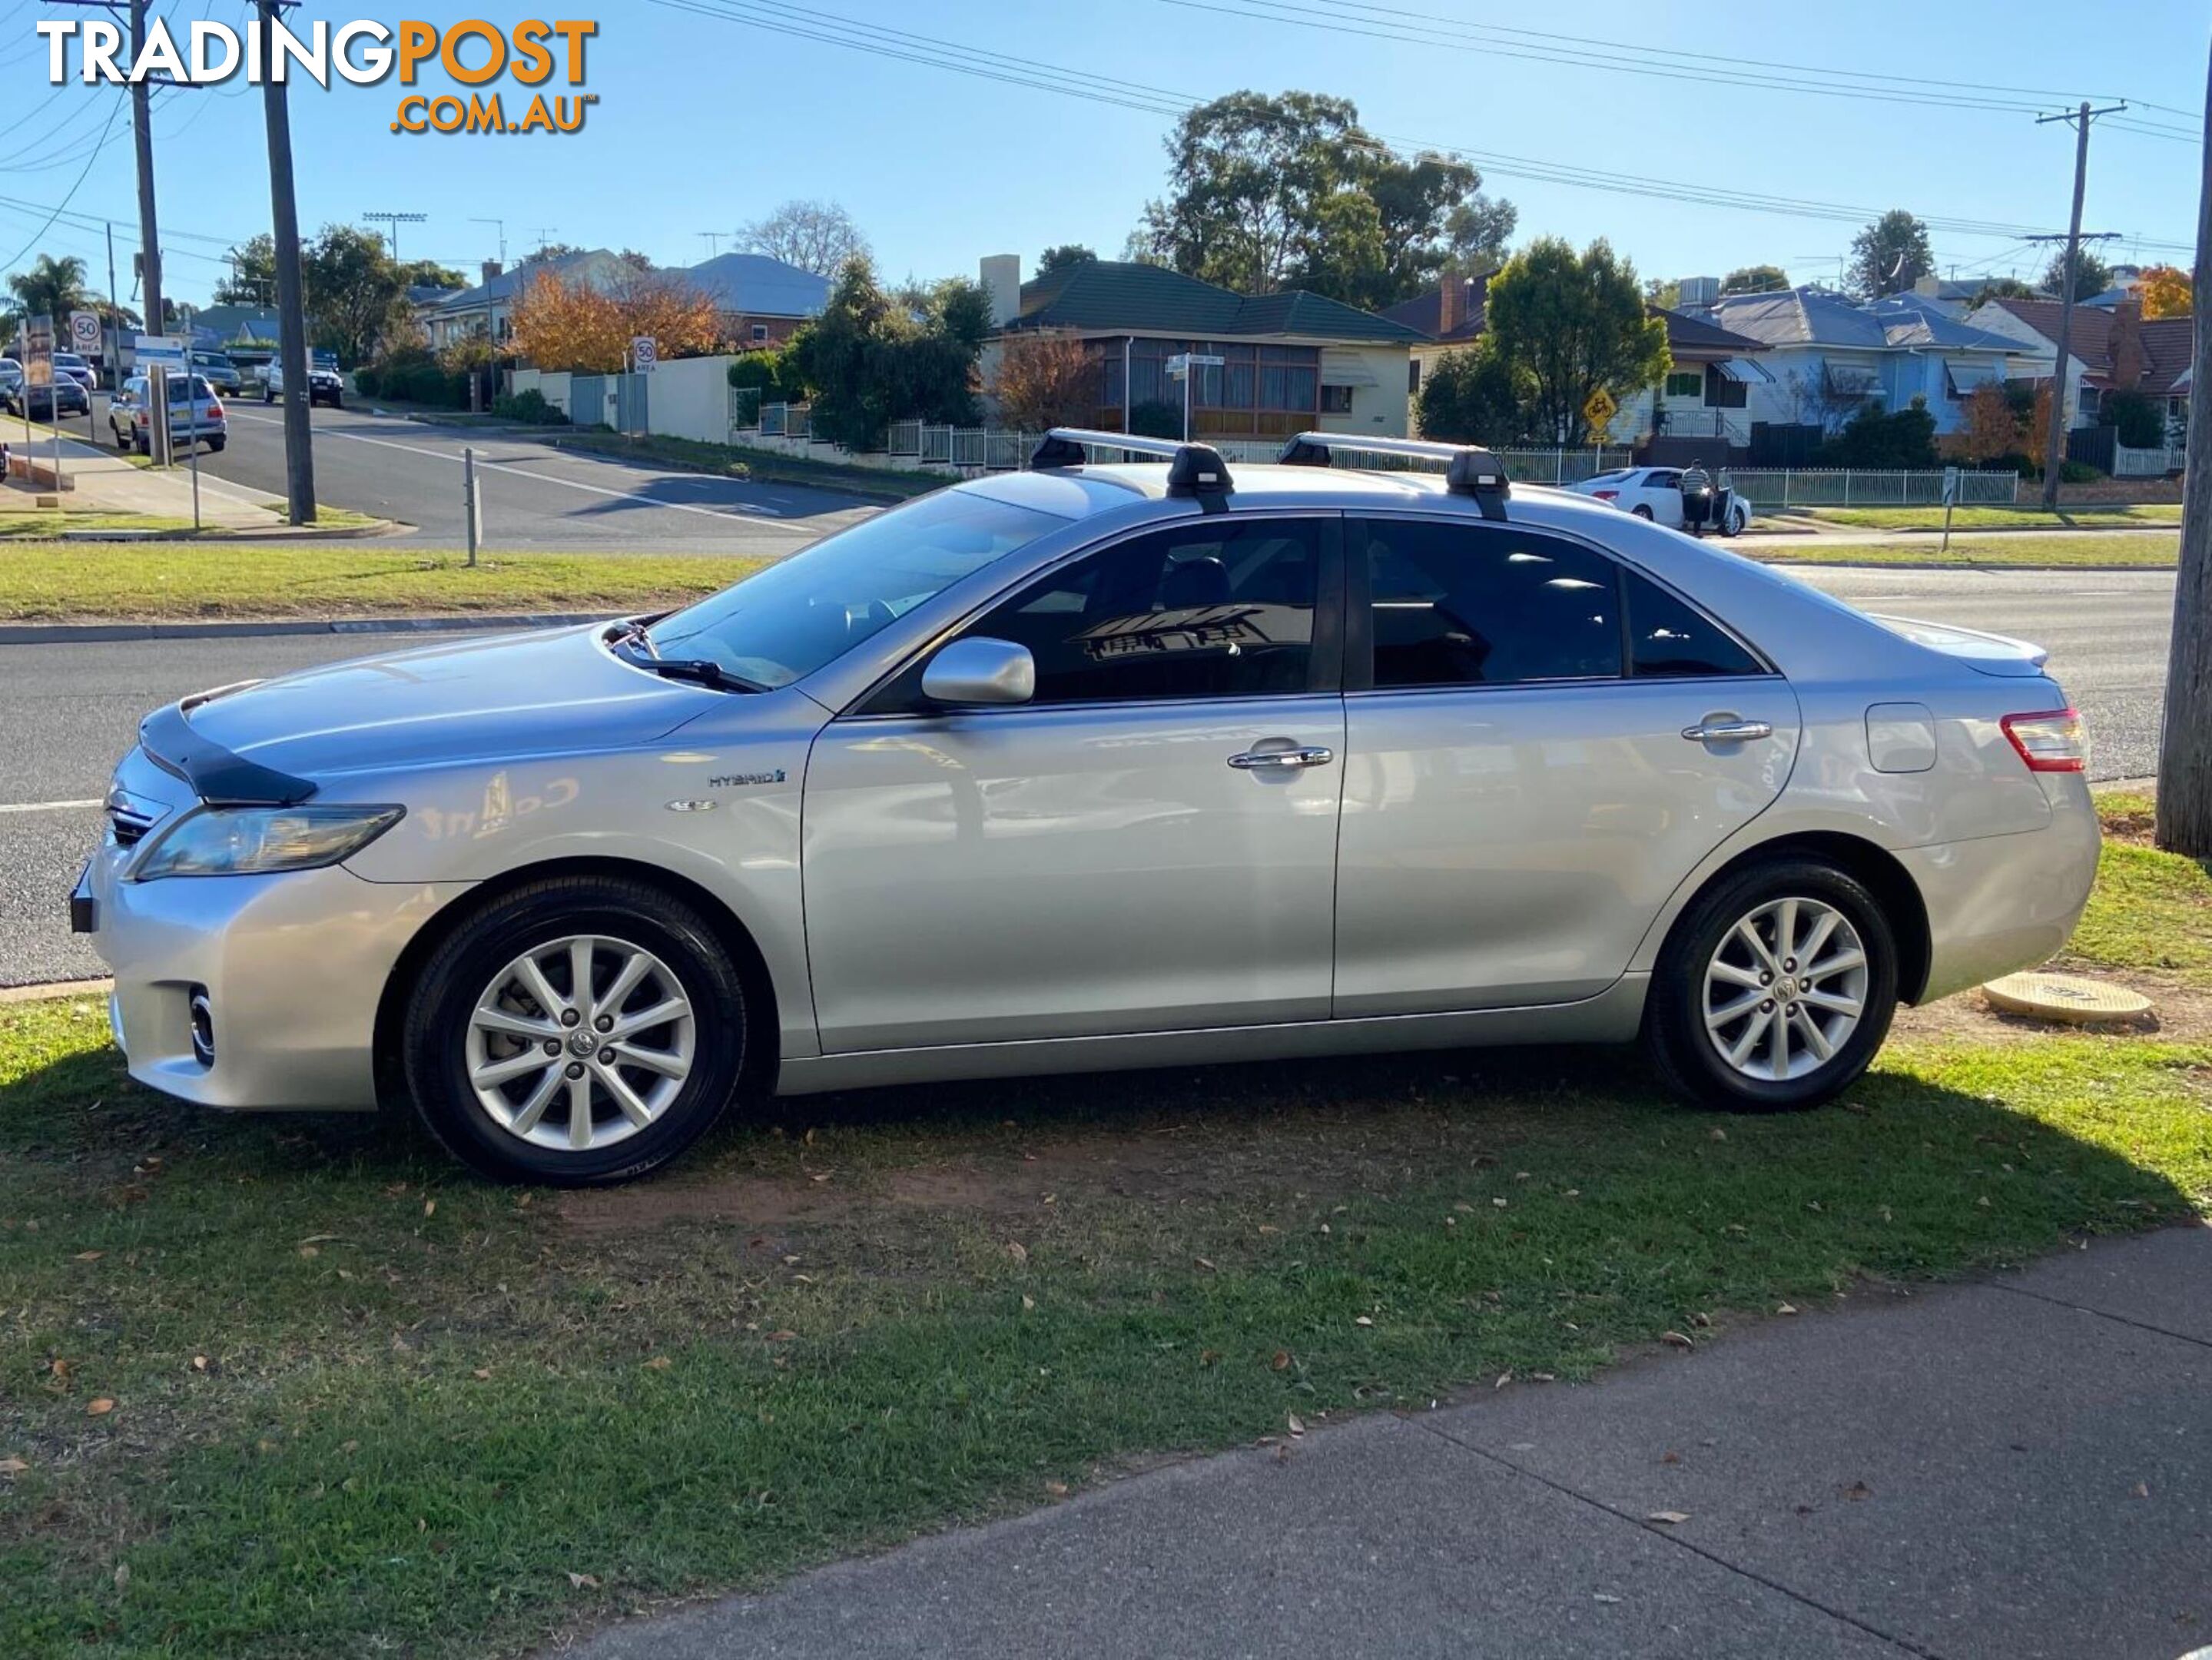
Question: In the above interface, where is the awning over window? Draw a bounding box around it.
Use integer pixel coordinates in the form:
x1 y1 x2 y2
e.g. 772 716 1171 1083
1945 359 2005 400
1710 357 1772 385
1823 362 1879 399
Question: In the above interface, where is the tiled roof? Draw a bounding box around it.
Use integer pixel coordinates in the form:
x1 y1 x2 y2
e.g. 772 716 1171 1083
1011 261 1424 344
1983 297 2196 397
432 250 614 312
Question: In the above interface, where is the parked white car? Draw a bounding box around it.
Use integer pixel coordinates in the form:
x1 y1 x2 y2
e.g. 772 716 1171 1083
1573 467 1750 536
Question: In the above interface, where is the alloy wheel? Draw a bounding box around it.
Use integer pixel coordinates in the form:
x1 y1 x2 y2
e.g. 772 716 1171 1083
1700 897 1869 1082
463 935 696 1153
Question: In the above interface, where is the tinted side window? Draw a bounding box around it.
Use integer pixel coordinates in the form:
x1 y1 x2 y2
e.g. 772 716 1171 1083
1625 569 1763 679
963 519 1321 706
1364 520 1620 688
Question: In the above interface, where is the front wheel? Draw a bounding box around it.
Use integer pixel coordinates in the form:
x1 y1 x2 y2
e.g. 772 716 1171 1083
1643 858 1899 1112
401 875 749 1184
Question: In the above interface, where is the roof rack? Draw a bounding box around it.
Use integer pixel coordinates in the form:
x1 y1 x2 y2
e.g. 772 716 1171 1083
1277 432 1511 520
1031 428 1235 500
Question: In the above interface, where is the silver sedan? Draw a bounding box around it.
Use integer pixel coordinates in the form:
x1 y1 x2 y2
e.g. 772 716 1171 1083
77 432 2100 1184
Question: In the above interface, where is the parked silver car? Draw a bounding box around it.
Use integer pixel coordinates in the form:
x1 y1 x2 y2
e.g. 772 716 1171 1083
108 374 227 454
76 432 2099 1185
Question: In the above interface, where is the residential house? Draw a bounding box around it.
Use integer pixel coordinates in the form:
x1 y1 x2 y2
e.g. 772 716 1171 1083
1378 272 1484 405
182 304 283 351
1603 310 1772 458
421 249 635 350
1700 286 2020 437
1962 293 2192 440
683 252 830 348
1381 277 1769 455
980 255 1426 441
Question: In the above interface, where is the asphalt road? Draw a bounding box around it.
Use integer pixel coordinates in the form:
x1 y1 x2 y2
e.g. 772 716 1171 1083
0 566 2174 988
81 393 878 554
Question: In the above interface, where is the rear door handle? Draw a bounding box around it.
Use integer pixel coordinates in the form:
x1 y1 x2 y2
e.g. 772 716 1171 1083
1229 745 1335 771
1681 717 1773 744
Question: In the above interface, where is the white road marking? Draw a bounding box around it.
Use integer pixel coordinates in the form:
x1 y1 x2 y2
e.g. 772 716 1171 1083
0 798 104 815
227 413 793 522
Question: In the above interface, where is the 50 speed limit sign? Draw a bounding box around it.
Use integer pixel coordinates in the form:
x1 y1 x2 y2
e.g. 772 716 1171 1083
68 310 101 353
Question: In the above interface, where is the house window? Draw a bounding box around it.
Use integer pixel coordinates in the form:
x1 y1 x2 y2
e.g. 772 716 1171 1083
1703 364 1748 410
1664 371 1703 400
1320 384 1355 413
1408 359 1423 396
750 324 768 343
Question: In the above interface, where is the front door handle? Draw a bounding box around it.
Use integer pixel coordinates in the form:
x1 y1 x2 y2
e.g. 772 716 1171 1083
1229 745 1335 772
1681 716 1773 744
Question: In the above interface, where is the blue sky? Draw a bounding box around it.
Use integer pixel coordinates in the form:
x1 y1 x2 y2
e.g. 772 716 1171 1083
2 0 2204 310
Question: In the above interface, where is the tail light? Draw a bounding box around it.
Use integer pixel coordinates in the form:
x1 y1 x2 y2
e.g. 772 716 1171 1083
2001 708 2087 772
1594 489 1620 502
207 401 224 419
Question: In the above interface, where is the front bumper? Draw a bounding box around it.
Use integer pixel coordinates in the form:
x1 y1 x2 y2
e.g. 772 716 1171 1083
82 836 472 1111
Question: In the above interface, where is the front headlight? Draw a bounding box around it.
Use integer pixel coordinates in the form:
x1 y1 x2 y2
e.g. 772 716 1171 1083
131 805 404 880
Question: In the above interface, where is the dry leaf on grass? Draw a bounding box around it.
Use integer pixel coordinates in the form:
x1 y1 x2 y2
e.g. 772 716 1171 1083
1271 1350 1292 1371
643 1356 672 1371
1005 1241 1028 1265
1660 1331 1694 1349
87 1398 114 1416
565 1572 600 1590
71 1250 103 1262
1354 1315 1373 1327
1044 1481 1070 1497
0 1456 28 1475
1286 1413 1305 1436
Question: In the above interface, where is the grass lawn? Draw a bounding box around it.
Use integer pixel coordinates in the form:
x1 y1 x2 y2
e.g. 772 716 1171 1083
0 543 763 622
0 510 194 540
1795 504 2182 532
543 429 949 501
1753 532 2178 569
4 804 2208 1656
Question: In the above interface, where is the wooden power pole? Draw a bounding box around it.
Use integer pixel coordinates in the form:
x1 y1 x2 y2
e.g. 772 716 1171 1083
257 0 316 524
2035 101 2126 509
128 0 161 335
2155 40 2212 855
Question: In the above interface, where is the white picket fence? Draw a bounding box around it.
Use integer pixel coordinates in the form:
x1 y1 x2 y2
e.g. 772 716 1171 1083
2114 442 2186 478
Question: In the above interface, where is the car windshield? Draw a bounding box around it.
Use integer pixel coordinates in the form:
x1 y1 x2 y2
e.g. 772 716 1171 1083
645 490 1065 689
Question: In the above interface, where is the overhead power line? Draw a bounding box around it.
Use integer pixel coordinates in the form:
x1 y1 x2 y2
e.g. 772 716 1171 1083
0 90 124 277
647 0 2194 253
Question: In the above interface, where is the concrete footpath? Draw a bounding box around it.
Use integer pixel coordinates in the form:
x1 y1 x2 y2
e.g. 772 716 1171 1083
568 1223 2210 1660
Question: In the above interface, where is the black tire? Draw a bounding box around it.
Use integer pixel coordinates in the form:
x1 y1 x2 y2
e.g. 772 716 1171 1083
1643 857 1899 1113
400 875 750 1185
206 436 225 453
1631 503 1655 520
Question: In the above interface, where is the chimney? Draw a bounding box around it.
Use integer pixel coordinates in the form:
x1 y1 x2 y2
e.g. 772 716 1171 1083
1438 275 1466 337
980 254 1021 328
480 259 503 285
2109 291 2147 391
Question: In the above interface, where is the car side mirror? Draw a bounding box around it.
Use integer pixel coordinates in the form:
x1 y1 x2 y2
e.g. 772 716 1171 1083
921 637 1035 706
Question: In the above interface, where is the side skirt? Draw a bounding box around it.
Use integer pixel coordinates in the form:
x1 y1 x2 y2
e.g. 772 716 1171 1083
773 976 1650 1097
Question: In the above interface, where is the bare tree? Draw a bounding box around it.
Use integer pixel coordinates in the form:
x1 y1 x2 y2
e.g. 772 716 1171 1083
738 200 870 277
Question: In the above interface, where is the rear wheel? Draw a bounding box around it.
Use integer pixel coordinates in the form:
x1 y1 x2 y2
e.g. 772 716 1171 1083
1631 504 1654 520
401 875 749 1184
1643 858 1898 1112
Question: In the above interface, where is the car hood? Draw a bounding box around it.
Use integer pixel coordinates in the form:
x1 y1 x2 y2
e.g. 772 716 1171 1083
175 624 719 782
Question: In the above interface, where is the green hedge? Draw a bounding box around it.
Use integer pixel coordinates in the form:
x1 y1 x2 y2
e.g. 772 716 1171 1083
492 387 567 425
353 357 469 407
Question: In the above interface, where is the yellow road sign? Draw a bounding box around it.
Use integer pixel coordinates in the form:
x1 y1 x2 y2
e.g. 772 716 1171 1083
1582 388 1618 432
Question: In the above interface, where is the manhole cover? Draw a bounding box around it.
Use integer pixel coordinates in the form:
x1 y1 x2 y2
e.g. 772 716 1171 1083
1982 971 2152 1024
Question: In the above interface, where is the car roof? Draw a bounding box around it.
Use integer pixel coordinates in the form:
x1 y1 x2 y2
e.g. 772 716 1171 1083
961 459 1627 526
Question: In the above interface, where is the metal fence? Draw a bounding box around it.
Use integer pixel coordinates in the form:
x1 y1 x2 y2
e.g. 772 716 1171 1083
1722 469 2019 508
739 409 2026 508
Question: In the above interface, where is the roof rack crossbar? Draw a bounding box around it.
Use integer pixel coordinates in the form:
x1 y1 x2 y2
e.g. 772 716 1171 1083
1032 427 1235 501
1276 431 1511 521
